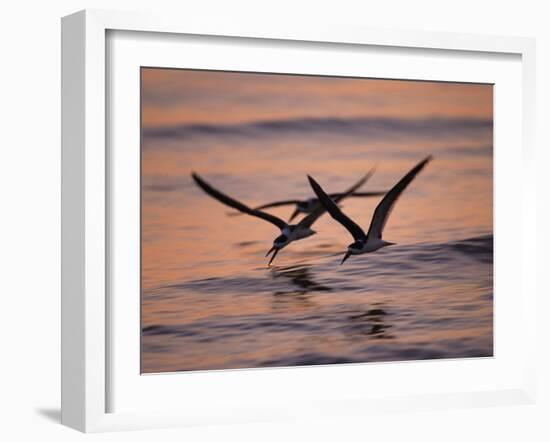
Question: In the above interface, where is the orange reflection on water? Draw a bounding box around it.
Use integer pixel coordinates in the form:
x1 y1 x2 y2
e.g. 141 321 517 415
140 68 493 373
142 69 492 127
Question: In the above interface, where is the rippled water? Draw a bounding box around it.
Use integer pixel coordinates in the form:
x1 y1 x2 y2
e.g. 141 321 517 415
140 69 493 373
142 235 493 372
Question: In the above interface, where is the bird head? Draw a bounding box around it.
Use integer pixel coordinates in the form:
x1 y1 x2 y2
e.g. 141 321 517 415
341 240 365 264
265 233 290 266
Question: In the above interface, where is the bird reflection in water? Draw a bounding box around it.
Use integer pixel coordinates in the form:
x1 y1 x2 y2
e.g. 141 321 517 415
269 264 331 309
346 306 394 339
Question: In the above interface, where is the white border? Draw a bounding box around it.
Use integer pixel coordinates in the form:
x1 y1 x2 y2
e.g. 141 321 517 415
110 28 521 411
61 9 537 433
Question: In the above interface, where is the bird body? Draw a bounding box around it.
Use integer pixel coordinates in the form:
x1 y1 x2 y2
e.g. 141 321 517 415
308 156 432 264
276 225 317 246
350 237 395 254
295 198 318 214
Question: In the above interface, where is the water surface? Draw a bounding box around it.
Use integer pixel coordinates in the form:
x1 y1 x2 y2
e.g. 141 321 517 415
141 69 493 373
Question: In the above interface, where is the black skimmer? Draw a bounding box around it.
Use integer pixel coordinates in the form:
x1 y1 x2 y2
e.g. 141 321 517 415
192 169 375 265
308 156 433 264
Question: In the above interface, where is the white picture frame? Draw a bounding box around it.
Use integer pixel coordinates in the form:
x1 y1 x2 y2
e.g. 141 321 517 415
61 9 537 433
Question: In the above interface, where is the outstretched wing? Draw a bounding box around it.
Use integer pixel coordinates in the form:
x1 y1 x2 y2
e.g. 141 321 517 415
252 199 302 210
192 173 287 230
307 175 367 240
327 191 387 198
227 198 302 217
366 156 432 241
251 192 385 215
300 169 374 231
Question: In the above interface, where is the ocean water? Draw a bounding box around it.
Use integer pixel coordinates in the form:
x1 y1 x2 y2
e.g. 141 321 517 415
140 70 493 373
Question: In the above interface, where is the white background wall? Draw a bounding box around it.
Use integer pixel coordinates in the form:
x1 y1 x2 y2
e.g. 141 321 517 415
0 1 548 440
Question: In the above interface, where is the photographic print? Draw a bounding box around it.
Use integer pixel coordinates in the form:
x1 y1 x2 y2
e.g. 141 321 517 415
141 68 493 373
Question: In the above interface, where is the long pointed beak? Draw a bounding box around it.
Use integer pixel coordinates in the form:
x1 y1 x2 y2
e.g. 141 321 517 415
267 248 280 266
288 207 301 222
340 251 351 265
